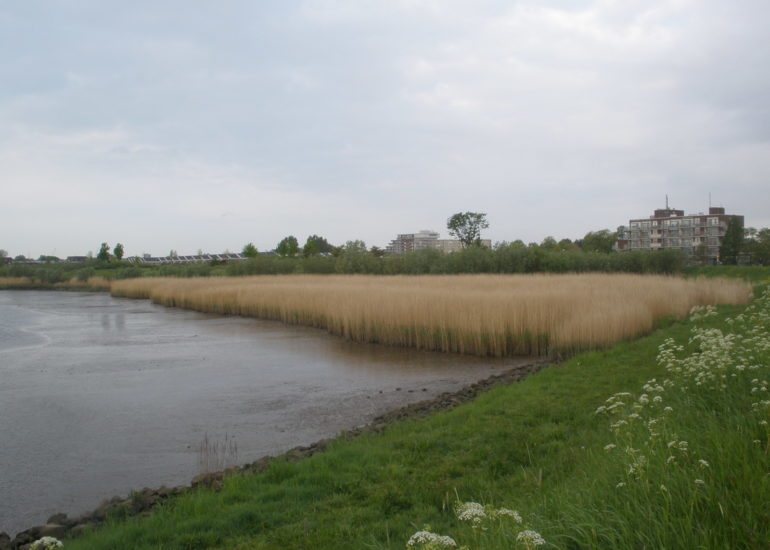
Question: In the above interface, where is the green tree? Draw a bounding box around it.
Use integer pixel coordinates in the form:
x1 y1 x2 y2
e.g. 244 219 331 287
342 240 367 254
96 242 111 262
693 243 710 265
581 229 617 254
754 228 770 265
276 236 299 257
303 235 333 257
369 245 385 258
719 216 743 265
242 242 259 258
447 212 489 248
540 236 558 250
335 240 380 274
114 243 124 261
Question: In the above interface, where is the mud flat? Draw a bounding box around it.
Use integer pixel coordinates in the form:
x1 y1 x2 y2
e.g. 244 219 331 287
0 291 534 536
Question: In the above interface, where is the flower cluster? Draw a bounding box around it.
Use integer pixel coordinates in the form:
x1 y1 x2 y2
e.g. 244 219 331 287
516 529 546 547
406 529 457 549
405 503 542 549
596 287 770 491
454 501 523 528
688 305 717 321
30 538 63 550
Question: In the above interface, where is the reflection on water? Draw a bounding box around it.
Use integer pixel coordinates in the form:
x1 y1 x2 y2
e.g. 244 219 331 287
0 290 528 536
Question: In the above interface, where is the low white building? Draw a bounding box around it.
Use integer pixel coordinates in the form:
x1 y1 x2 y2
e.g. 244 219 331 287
386 230 491 254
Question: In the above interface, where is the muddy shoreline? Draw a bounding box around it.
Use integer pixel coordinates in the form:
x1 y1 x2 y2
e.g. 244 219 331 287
0 359 550 550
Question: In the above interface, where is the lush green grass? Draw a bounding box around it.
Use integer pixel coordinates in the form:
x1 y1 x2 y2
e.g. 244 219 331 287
62 283 769 549
684 265 770 283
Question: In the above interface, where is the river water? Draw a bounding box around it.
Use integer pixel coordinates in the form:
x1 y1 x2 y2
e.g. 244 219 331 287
0 291 526 535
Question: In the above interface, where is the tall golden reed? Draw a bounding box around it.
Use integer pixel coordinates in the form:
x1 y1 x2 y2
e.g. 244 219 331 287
0 276 112 290
0 277 31 287
111 274 752 357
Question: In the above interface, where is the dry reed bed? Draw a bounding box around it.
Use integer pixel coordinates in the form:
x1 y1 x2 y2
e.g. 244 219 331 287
0 277 31 287
0 276 112 290
111 274 753 357
57 276 112 290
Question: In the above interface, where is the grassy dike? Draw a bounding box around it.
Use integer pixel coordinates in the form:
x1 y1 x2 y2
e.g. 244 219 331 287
58 283 770 549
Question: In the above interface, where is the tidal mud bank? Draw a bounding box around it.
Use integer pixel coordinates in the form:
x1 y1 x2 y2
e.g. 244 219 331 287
1 360 549 550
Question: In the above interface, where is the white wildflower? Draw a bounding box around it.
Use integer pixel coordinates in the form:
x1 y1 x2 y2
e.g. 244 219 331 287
698 459 710 468
31 539 63 550
604 443 617 452
516 530 546 547
694 479 705 487
616 482 626 488
455 502 486 526
407 531 457 548
492 508 522 523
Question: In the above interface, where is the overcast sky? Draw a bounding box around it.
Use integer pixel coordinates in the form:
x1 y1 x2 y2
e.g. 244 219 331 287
2 0 769 258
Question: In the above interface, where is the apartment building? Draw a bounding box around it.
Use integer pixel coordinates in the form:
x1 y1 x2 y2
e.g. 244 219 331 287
386 230 440 254
386 230 491 254
617 206 743 261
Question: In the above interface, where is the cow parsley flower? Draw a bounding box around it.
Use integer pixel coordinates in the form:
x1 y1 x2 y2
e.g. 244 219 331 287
31 538 63 550
516 530 546 547
407 530 457 548
491 508 522 523
455 502 486 526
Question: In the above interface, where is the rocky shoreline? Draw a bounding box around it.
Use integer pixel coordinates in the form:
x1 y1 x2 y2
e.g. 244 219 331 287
0 359 549 550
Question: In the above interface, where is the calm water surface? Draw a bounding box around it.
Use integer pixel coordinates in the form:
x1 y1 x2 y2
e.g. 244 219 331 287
0 290 526 535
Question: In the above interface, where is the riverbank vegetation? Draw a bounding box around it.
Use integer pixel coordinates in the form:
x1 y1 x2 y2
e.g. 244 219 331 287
59 278 769 549
0 276 111 291
110 274 751 357
0 246 687 285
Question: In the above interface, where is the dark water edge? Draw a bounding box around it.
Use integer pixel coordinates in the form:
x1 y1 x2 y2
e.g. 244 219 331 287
0 290 532 536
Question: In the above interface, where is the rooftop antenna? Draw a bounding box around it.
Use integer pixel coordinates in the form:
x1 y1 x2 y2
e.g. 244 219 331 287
709 192 712 208
665 194 669 209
